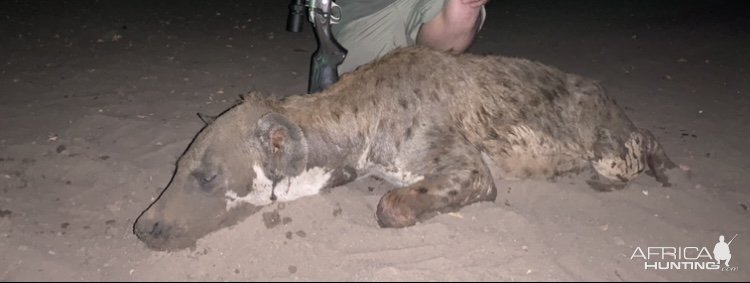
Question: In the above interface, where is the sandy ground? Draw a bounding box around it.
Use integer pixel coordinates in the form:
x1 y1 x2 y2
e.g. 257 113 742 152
1 0 749 281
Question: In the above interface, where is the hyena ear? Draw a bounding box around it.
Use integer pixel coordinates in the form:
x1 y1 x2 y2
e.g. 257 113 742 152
255 112 308 177
197 112 218 125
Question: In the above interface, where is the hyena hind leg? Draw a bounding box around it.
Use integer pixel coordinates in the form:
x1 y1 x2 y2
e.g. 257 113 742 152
588 127 676 191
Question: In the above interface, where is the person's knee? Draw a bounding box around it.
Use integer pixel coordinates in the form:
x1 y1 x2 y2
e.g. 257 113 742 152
416 0 486 53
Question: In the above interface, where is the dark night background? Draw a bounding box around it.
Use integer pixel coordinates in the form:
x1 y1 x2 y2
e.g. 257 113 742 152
0 1 748 281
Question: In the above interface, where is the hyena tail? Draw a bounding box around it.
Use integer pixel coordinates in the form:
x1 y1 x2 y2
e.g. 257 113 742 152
588 127 676 191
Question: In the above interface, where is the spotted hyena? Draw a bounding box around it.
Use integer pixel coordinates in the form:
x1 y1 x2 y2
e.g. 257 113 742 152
133 46 675 250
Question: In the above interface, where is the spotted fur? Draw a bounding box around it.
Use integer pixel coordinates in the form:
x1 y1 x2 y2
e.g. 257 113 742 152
134 46 675 251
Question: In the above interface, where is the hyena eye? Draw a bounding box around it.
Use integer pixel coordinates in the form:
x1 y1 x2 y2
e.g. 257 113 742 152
201 174 217 184
192 171 219 191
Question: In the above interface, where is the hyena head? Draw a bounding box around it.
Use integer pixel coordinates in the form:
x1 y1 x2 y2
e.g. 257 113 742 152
134 100 309 251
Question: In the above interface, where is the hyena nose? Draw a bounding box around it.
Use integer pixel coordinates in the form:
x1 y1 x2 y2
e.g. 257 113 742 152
133 218 172 243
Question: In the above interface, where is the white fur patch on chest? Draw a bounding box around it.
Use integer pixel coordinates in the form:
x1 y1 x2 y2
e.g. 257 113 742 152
272 166 332 201
224 164 332 211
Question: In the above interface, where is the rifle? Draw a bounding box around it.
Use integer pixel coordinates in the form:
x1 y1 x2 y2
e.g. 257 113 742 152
727 234 738 245
306 0 347 94
286 0 306 33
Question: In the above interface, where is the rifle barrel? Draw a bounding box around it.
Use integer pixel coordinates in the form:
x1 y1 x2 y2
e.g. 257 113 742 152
727 234 738 245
